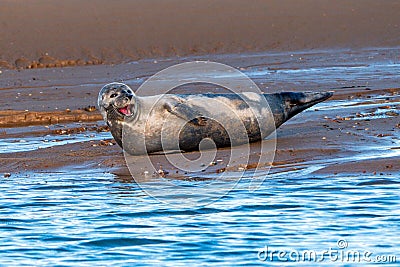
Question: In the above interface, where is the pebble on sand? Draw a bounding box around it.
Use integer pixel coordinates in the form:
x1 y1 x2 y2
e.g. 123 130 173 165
0 60 11 69
84 106 97 112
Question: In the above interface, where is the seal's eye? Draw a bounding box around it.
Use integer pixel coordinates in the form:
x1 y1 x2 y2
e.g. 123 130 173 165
110 93 118 98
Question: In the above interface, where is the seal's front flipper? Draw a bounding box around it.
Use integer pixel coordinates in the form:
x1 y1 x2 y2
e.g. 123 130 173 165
164 101 207 126
189 116 208 126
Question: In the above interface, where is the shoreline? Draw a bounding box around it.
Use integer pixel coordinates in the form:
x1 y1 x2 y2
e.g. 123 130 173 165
2 45 400 72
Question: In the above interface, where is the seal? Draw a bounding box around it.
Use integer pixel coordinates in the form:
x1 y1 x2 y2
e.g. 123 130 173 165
98 82 332 155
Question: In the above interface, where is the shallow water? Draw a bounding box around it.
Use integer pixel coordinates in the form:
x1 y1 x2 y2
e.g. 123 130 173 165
1 167 399 266
0 131 111 153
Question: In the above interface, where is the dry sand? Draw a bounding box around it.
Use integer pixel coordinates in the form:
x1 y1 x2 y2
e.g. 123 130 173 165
0 1 399 178
1 0 400 68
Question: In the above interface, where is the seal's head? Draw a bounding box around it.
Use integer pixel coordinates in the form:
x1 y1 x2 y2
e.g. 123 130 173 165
98 82 138 124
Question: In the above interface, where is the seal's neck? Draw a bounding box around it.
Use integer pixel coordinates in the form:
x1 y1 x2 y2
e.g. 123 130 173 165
105 109 123 148
106 97 141 149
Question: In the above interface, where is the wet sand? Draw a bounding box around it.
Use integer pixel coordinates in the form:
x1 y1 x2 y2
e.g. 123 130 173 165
0 48 399 179
0 0 399 179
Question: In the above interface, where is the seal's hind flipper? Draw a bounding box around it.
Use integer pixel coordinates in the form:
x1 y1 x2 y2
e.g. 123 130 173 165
164 101 207 126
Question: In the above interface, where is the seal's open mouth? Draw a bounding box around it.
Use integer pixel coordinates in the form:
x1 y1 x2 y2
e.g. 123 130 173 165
117 105 132 116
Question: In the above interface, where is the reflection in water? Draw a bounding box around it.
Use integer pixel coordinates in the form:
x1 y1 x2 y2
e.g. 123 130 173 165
0 167 399 265
0 131 112 153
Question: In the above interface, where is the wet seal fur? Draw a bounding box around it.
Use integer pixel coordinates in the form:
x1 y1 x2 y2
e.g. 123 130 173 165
98 82 332 155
